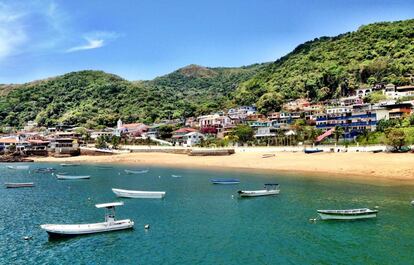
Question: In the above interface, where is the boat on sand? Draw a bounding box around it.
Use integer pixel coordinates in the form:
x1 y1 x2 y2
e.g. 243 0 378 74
317 208 378 220
4 182 34 188
238 184 280 197
40 202 134 238
112 188 166 199
56 174 90 180
304 148 323 154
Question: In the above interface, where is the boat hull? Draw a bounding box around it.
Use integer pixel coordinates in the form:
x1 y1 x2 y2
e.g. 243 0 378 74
56 175 90 180
124 169 148 174
112 188 166 199
41 219 134 238
210 179 240 185
238 189 280 197
318 212 377 220
4 182 34 188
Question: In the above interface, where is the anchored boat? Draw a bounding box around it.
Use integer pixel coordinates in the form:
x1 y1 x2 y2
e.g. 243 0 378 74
4 182 34 188
124 169 149 174
56 174 90 180
60 163 80 167
317 208 378 220
112 188 166 199
40 202 134 238
238 184 280 197
7 165 30 170
210 178 240 184
34 167 56 173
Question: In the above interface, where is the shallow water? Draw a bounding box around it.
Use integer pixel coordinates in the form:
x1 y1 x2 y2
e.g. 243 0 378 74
1 163 414 264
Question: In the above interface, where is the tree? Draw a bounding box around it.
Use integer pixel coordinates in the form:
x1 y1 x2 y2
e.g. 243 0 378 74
256 92 284 114
232 125 254 144
111 136 121 149
95 136 108 149
333 126 345 144
158 125 174 140
385 128 406 150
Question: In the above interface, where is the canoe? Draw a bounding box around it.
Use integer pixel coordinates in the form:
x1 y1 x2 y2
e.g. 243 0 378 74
40 202 133 238
112 188 166 199
7 165 30 170
262 154 275 158
124 169 149 174
304 149 323 154
60 163 80 167
210 178 240 184
4 182 34 188
317 208 378 220
56 174 90 180
238 184 280 197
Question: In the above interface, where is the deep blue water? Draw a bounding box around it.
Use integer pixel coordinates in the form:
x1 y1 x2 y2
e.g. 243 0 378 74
1 163 414 264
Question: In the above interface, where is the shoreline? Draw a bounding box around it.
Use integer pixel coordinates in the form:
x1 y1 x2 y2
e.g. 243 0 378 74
31 151 414 186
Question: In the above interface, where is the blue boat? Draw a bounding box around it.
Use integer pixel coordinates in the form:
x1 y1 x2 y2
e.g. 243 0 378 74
210 178 240 184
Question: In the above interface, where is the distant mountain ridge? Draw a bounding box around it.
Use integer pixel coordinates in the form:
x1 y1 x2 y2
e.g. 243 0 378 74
0 19 413 128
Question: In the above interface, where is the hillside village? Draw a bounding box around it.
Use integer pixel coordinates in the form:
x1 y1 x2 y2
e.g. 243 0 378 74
1 82 413 157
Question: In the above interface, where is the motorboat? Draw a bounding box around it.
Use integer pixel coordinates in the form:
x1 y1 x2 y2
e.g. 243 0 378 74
210 178 240 184
7 165 30 170
304 148 323 154
112 188 166 199
40 202 134 238
4 182 34 188
56 174 90 180
124 169 149 174
238 184 280 197
60 163 80 167
317 208 378 220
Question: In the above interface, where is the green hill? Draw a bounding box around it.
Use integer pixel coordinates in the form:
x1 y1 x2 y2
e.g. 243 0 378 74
0 19 413 128
235 19 414 112
0 64 263 128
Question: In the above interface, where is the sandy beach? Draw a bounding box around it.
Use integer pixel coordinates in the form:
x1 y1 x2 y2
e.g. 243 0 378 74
32 151 414 185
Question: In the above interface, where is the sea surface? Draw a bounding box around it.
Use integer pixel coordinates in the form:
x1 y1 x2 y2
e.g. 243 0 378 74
1 163 414 265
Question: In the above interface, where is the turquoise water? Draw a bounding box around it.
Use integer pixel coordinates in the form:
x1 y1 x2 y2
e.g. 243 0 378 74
1 163 414 264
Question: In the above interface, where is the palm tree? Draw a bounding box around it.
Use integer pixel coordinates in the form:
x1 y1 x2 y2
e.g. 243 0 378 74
333 126 345 144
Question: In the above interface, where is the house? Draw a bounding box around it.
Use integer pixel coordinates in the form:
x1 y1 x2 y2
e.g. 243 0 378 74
91 131 114 140
0 137 19 151
171 128 200 146
49 138 80 156
182 132 205 147
115 119 148 137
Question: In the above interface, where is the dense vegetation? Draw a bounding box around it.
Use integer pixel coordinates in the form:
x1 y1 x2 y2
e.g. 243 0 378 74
236 19 414 111
0 19 413 128
0 64 263 128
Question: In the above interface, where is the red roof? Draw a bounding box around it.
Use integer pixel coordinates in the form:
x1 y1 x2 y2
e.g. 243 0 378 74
28 140 50 144
0 138 18 144
173 128 198 134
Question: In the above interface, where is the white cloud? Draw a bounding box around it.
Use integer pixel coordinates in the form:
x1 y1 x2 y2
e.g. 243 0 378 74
0 4 28 58
66 38 105 52
65 31 120 53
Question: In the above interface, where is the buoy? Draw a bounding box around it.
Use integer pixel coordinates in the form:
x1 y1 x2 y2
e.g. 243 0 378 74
23 236 32 240
231 195 234 199
158 176 161 178
309 218 317 223
144 224 150 230
88 197 91 201
374 206 379 209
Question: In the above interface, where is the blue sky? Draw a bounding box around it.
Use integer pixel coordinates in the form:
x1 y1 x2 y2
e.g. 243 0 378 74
0 0 413 83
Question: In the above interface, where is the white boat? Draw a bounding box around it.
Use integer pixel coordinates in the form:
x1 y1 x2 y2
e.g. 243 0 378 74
238 184 280 197
171 174 182 178
317 208 378 220
7 165 30 170
40 202 134 238
411 200 414 206
60 163 80 167
124 169 149 174
210 178 240 184
112 188 166 199
56 174 90 180
4 182 34 188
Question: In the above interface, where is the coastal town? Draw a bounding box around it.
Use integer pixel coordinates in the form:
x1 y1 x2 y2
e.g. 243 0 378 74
1 82 413 157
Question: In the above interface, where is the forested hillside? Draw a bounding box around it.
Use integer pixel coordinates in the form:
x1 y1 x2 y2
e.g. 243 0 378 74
235 19 414 112
0 19 413 128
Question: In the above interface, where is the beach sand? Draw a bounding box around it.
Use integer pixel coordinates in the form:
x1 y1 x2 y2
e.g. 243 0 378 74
32 151 414 185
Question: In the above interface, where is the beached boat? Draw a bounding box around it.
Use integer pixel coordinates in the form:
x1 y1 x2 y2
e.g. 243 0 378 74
40 202 134 238
4 182 34 188
210 178 240 184
238 184 280 197
262 154 276 158
304 148 323 154
60 163 80 167
56 174 90 180
317 208 378 220
372 149 383 153
124 169 149 174
112 188 166 199
7 165 30 170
